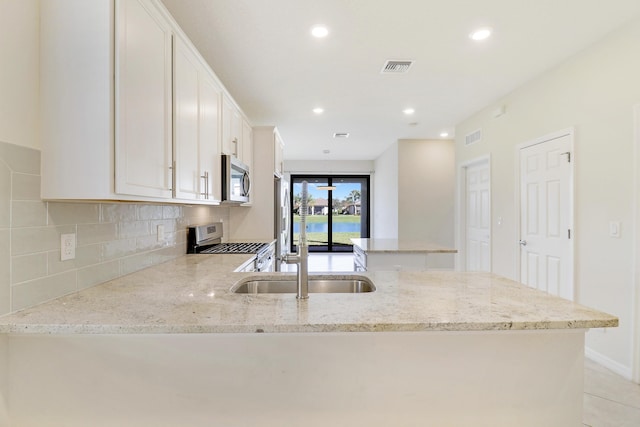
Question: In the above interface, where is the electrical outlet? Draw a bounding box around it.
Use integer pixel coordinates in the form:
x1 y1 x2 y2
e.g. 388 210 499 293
157 224 165 242
60 233 76 261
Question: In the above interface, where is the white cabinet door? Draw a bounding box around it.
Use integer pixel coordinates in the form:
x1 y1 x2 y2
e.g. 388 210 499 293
173 36 201 200
274 130 284 176
221 95 242 157
241 118 253 172
115 0 173 198
199 74 222 201
221 96 234 156
174 35 222 202
40 0 114 200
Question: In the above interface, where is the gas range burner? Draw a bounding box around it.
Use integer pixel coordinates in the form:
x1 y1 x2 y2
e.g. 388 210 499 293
199 242 269 254
186 223 270 255
187 223 275 272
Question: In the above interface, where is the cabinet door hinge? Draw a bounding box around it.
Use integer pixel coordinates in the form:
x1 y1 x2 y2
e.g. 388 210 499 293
561 152 571 163
568 229 571 239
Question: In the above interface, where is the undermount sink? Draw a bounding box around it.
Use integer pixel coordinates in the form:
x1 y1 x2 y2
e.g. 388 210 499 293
231 275 376 294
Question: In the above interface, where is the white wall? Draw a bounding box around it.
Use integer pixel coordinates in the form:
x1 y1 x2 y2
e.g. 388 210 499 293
0 0 40 150
372 143 398 238
455 17 640 377
398 139 455 246
285 160 374 175
284 159 375 237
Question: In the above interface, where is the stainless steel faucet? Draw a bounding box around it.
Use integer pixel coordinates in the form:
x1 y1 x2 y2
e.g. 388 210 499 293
282 181 309 299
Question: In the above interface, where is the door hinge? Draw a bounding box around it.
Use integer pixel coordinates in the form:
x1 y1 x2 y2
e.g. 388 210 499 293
568 229 571 239
561 152 571 163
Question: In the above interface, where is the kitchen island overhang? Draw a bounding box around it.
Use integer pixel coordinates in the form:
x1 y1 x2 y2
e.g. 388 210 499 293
0 255 617 427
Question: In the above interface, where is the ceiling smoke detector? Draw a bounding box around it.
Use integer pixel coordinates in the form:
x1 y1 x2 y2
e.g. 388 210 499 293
381 60 413 74
333 132 350 138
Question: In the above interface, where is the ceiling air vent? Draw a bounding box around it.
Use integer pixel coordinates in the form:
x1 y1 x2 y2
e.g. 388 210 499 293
465 129 482 146
381 60 413 74
333 132 350 138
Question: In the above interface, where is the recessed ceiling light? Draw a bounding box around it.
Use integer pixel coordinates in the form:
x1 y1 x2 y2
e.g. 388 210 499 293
469 27 492 41
440 132 449 138
403 108 415 115
313 107 324 114
311 25 329 38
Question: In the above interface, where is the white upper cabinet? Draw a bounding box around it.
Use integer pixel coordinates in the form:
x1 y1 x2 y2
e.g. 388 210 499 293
221 94 254 173
173 35 201 200
173 34 222 201
40 0 245 204
274 130 285 177
221 95 242 157
40 0 115 200
242 118 254 174
115 0 174 199
199 73 223 202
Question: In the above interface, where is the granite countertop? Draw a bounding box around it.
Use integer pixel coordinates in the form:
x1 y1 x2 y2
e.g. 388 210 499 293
0 254 617 334
351 238 458 254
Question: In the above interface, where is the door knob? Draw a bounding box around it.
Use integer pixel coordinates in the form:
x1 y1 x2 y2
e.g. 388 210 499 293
519 240 527 246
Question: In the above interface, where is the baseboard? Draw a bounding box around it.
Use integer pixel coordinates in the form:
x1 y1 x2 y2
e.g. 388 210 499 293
585 346 633 380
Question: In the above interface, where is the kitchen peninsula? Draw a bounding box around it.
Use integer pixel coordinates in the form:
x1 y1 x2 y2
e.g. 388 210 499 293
0 254 617 427
351 237 458 271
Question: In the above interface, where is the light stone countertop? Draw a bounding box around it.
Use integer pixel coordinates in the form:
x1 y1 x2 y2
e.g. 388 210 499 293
0 254 617 334
351 238 458 253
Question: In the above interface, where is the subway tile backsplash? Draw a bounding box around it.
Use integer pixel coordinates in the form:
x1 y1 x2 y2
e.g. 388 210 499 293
0 140 229 315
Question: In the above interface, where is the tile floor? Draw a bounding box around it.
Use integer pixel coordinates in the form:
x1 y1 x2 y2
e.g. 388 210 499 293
583 359 640 426
286 253 640 427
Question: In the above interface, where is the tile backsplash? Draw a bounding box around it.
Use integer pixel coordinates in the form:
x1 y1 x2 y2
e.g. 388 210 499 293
0 141 229 315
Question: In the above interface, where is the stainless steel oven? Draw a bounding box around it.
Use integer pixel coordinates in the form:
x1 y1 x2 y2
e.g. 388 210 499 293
187 223 274 272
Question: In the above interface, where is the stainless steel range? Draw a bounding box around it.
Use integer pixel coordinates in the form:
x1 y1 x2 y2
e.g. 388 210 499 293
187 223 274 272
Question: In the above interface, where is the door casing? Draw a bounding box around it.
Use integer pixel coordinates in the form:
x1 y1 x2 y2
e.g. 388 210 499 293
633 104 640 383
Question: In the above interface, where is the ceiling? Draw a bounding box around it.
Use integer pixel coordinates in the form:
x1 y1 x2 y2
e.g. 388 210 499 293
160 0 640 161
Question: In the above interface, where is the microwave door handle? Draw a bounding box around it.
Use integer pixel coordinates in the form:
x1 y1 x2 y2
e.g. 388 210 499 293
243 171 251 196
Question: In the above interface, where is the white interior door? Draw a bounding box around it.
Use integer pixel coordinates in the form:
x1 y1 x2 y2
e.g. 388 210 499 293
519 133 573 300
466 161 491 271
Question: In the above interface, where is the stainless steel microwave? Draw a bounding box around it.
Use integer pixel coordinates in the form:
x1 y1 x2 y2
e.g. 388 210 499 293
221 155 250 203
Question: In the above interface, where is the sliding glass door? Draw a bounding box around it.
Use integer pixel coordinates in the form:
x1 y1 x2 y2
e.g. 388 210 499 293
290 175 370 252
